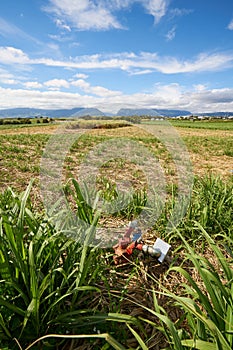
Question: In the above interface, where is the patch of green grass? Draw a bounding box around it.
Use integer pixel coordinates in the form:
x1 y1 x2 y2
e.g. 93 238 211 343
0 182 121 350
183 135 233 156
170 119 233 130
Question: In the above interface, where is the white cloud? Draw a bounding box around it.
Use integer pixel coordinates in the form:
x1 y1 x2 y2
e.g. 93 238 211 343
1 46 233 75
2 79 19 85
45 0 123 31
73 73 89 79
37 51 233 74
129 69 153 75
169 8 193 18
0 68 20 85
24 81 43 89
70 79 122 97
193 84 207 92
90 85 122 97
44 78 70 89
165 26 176 41
55 18 71 31
44 0 170 31
71 78 90 90
1 84 233 114
0 46 30 65
153 82 181 99
142 0 169 23
228 19 233 30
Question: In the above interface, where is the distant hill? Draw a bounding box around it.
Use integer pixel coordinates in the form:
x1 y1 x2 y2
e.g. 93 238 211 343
0 107 233 119
0 107 105 118
0 107 84 118
196 112 233 117
116 108 191 117
72 108 105 117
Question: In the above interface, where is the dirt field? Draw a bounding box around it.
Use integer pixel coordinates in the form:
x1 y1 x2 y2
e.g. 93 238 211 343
1 122 232 180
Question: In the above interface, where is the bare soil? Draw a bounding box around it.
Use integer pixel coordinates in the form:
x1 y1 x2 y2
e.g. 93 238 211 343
1 123 232 179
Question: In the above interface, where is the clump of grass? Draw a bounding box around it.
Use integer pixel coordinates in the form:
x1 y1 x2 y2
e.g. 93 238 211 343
106 223 232 350
1 174 232 349
179 175 233 240
170 119 233 130
0 182 112 349
133 224 233 350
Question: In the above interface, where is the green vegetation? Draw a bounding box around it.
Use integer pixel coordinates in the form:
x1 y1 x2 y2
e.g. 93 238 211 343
182 135 233 157
0 117 53 127
0 175 232 349
133 224 233 350
0 120 233 349
170 119 233 130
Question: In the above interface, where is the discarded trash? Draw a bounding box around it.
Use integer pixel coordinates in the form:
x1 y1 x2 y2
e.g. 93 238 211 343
153 238 171 263
113 221 171 265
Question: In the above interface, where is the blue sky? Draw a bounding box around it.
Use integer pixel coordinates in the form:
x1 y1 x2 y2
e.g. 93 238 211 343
0 0 233 113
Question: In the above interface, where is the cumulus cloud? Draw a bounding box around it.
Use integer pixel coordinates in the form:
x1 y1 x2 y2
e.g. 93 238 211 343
0 68 20 85
73 73 89 79
70 78 90 90
28 76 123 97
0 46 30 65
24 81 43 89
70 78 122 97
193 84 207 92
1 84 233 114
44 78 70 89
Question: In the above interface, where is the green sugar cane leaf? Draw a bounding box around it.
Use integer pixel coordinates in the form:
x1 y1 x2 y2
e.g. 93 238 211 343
171 296 232 350
194 222 233 282
29 241 38 298
170 266 218 324
152 312 184 350
22 297 37 330
181 339 219 350
133 300 184 350
0 297 25 316
225 283 233 348
41 292 73 322
127 324 148 350
0 312 11 337
24 333 127 350
17 180 33 228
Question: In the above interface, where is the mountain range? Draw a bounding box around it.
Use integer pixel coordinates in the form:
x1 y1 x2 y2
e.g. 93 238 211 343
0 107 233 118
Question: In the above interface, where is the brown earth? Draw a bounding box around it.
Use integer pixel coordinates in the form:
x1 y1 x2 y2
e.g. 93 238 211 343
1 123 232 179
